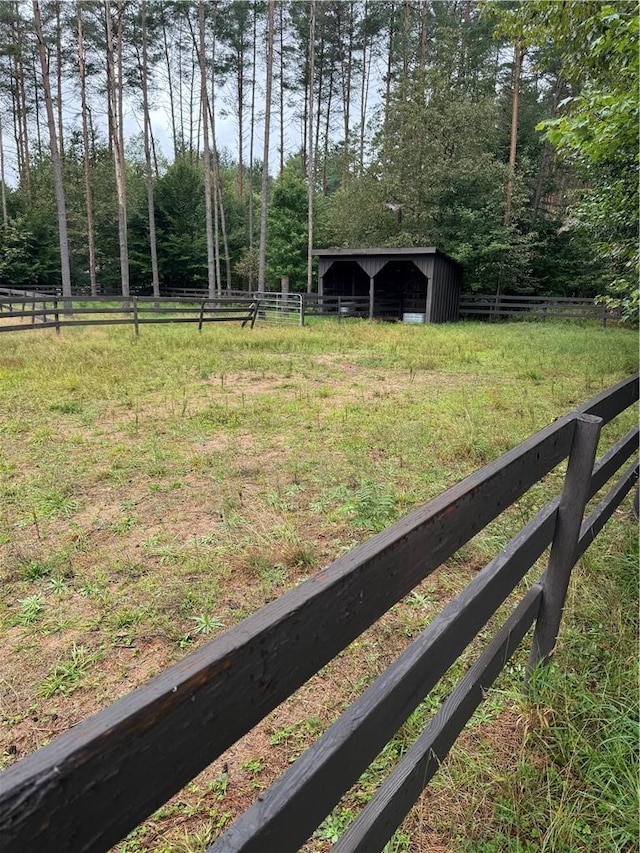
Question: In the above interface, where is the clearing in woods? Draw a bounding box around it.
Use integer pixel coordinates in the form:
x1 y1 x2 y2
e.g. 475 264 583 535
0 319 637 852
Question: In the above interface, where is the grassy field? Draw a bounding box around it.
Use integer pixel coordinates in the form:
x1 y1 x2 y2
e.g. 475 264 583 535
0 318 637 852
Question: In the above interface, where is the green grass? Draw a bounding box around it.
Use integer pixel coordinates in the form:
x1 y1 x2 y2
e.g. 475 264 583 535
0 318 637 851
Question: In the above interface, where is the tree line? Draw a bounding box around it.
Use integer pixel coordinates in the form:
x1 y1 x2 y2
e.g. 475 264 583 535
0 1 637 318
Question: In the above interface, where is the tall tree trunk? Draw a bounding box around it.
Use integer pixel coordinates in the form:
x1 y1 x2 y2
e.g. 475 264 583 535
55 0 64 161
248 4 257 286
314 21 324 178
258 0 274 292
33 0 72 305
322 54 333 196
177 14 185 154
236 45 244 203
419 0 428 70
189 47 196 159
341 1 354 187
150 121 159 177
13 4 31 198
31 47 43 156
105 0 130 299
278 0 284 176
10 57 22 181
402 0 410 87
197 1 216 298
215 145 232 291
383 2 394 167
306 0 316 294
141 0 160 299
77 3 98 296
504 41 522 228
359 0 369 175
301 44 308 177
117 2 125 165
205 12 231 293
160 2 178 159
0 114 8 226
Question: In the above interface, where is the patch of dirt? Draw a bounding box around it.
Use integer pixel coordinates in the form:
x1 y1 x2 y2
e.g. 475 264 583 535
0 634 178 767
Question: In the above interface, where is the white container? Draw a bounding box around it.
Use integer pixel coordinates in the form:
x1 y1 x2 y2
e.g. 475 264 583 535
402 312 426 324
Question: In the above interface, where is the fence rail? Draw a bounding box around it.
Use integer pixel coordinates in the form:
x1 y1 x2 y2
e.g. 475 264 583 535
0 373 636 853
0 292 308 332
0 294 263 333
459 293 616 326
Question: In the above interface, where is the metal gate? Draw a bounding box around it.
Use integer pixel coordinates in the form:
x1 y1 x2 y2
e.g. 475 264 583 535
253 291 304 325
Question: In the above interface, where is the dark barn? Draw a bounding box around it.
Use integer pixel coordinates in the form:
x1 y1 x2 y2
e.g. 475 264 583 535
314 247 462 323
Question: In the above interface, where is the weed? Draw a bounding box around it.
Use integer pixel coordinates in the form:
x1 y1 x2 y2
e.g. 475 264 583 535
14 595 45 625
262 564 288 590
21 559 53 581
242 757 264 775
49 401 82 414
111 515 136 534
383 831 410 853
314 807 354 843
47 576 68 595
208 770 229 801
191 613 224 635
40 643 100 697
33 489 79 519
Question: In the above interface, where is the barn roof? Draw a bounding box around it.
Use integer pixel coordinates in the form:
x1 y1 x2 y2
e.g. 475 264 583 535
312 247 461 267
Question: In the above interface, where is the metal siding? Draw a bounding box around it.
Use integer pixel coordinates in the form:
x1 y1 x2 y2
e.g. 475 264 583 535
430 255 462 323
413 257 431 279
432 256 443 323
425 276 433 322
441 257 447 322
357 258 386 278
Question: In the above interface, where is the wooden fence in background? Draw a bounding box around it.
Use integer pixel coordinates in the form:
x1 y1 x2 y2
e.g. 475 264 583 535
459 293 616 325
0 374 637 853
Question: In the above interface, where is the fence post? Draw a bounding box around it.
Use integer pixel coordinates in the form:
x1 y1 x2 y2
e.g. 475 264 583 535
527 413 602 675
250 299 260 329
198 300 205 332
53 298 60 334
299 293 305 327
132 297 139 336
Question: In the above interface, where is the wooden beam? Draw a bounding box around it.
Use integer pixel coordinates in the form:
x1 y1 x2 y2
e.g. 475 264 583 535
332 585 543 853
576 372 638 424
588 426 639 500
577 461 639 560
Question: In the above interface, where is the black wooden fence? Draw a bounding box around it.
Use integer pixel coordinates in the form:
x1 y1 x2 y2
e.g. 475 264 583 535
459 293 616 325
0 375 638 853
0 294 260 333
1 289 618 331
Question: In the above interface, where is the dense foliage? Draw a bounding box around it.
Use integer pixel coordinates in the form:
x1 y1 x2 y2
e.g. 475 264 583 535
0 1 636 312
